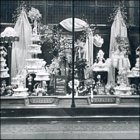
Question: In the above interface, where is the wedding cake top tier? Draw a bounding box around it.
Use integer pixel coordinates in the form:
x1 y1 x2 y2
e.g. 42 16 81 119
0 59 7 67
31 34 40 42
92 50 109 71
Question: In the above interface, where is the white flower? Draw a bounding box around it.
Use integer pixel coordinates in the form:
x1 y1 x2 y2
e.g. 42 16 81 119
97 75 101 79
68 79 79 89
28 7 42 21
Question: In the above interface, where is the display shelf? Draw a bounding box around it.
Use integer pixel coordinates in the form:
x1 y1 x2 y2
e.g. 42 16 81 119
1 95 139 107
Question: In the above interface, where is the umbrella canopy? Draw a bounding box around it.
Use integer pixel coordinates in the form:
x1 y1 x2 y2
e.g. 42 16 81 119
59 18 89 32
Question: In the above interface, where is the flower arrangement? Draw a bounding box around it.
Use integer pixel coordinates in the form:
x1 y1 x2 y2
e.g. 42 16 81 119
28 7 42 21
12 1 30 23
68 79 80 89
108 1 128 27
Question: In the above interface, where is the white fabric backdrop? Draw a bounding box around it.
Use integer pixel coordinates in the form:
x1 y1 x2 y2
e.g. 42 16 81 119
107 9 129 85
11 10 32 78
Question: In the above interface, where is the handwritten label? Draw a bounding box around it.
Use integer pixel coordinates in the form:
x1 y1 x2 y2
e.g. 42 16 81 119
55 76 66 95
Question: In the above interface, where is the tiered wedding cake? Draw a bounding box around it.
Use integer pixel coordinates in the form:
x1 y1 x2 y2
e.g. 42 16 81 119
12 74 28 97
128 47 140 77
0 46 9 78
25 34 44 73
26 33 50 90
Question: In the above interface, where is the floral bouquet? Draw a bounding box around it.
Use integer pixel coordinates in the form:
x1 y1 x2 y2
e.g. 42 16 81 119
28 7 42 21
68 79 79 89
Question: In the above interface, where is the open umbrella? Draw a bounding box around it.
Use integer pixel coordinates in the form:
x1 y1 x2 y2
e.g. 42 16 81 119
59 18 89 32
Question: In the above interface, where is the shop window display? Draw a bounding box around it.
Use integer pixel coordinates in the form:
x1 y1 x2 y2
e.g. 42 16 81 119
0 1 139 107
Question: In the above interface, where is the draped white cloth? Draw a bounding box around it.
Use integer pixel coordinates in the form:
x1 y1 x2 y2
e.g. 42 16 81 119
60 18 94 66
85 28 94 66
107 9 129 85
11 10 32 78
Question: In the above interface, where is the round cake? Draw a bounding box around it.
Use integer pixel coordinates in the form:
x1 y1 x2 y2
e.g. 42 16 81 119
35 69 50 81
13 88 28 96
114 85 132 96
92 62 109 72
26 58 44 69
0 68 9 78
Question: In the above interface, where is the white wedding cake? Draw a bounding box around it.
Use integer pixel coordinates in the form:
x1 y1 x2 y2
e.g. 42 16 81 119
92 49 109 71
28 44 42 54
35 69 50 81
0 46 9 78
114 83 132 96
26 33 44 73
12 74 28 97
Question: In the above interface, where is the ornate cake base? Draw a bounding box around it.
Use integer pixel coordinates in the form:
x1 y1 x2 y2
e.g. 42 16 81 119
13 88 28 97
114 86 132 96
